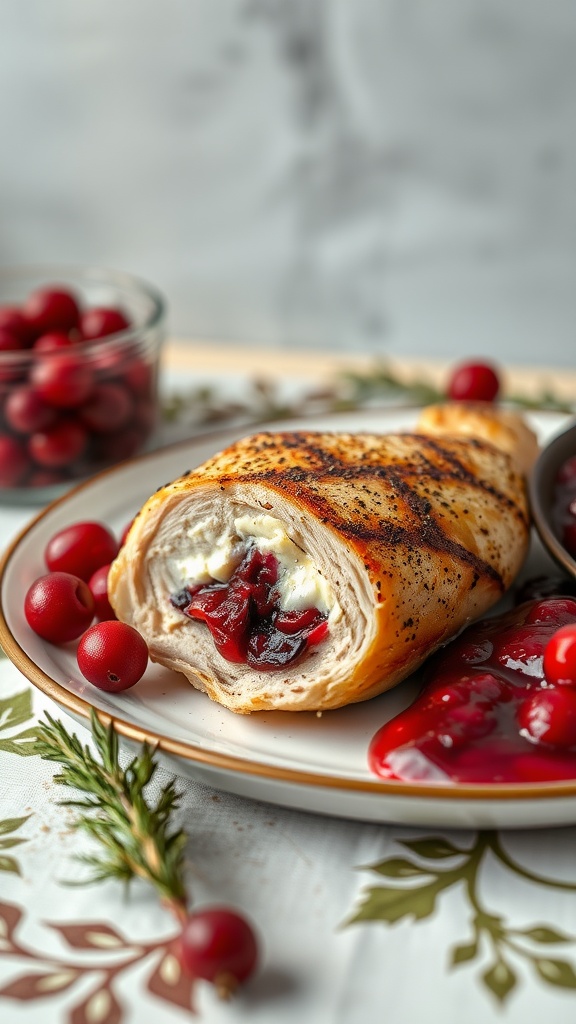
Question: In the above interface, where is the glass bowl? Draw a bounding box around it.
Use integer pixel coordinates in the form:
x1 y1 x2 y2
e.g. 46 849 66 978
0 266 166 504
529 418 576 579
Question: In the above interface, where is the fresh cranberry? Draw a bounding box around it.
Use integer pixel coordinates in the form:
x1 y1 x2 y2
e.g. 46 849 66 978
31 352 93 409
33 331 75 353
0 306 32 345
0 435 29 486
81 307 130 340
29 420 87 467
123 358 151 397
25 572 95 643
0 327 26 353
543 624 576 686
79 382 133 433
518 688 576 748
88 564 116 621
178 907 258 994
77 621 148 691
525 598 576 625
45 520 119 581
5 386 57 434
24 286 80 336
447 361 500 402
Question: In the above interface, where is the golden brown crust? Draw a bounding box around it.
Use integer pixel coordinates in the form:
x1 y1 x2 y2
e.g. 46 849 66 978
109 413 532 713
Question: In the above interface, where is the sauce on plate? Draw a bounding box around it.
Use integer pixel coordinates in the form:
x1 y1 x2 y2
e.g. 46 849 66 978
369 596 576 784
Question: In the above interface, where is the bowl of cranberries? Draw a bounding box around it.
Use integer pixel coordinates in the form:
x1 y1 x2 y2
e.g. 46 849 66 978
0 265 166 502
530 418 576 579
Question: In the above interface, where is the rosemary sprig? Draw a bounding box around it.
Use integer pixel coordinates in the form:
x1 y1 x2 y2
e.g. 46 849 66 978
35 710 189 922
161 361 575 431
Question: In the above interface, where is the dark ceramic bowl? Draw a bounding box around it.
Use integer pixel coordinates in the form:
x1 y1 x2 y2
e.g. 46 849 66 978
529 418 576 579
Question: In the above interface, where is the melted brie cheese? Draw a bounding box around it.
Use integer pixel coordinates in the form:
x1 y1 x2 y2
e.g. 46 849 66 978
168 513 341 620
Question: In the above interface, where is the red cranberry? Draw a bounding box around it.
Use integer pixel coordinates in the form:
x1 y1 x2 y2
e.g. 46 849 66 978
518 687 576 748
0 327 26 353
45 520 119 581
24 572 95 643
88 564 116 621
79 382 133 433
81 307 130 340
0 306 32 345
24 286 80 336
33 331 75 353
77 621 148 691
0 435 29 486
525 598 576 626
31 353 93 409
543 624 576 686
123 358 151 397
178 907 258 994
5 386 57 434
29 420 87 467
447 361 500 402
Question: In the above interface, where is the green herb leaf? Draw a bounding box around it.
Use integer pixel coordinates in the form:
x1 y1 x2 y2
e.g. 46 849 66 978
399 837 464 860
0 855 21 875
0 815 30 836
35 711 189 915
520 926 573 945
369 857 434 879
534 958 576 988
0 727 39 757
482 959 517 1003
346 881 440 926
450 939 479 966
0 691 33 732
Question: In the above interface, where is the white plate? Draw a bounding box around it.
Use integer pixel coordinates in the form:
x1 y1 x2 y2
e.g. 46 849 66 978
1 407 576 830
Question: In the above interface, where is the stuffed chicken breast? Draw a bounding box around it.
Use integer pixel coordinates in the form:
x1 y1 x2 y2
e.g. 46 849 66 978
108 405 537 713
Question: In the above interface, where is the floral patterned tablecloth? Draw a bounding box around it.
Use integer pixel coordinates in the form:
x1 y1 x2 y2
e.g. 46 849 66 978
2 652 576 1024
2 352 576 1024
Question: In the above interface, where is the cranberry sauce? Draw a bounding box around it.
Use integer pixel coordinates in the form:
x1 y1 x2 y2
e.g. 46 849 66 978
369 597 576 784
170 547 328 670
553 454 576 559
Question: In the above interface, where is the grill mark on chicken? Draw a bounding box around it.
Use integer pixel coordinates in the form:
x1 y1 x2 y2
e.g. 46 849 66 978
215 433 520 589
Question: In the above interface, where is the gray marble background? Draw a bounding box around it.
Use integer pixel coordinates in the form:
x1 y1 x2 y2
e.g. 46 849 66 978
1 0 575 367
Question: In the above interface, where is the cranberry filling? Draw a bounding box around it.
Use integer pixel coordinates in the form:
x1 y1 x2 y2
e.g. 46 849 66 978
170 547 328 670
369 596 576 784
